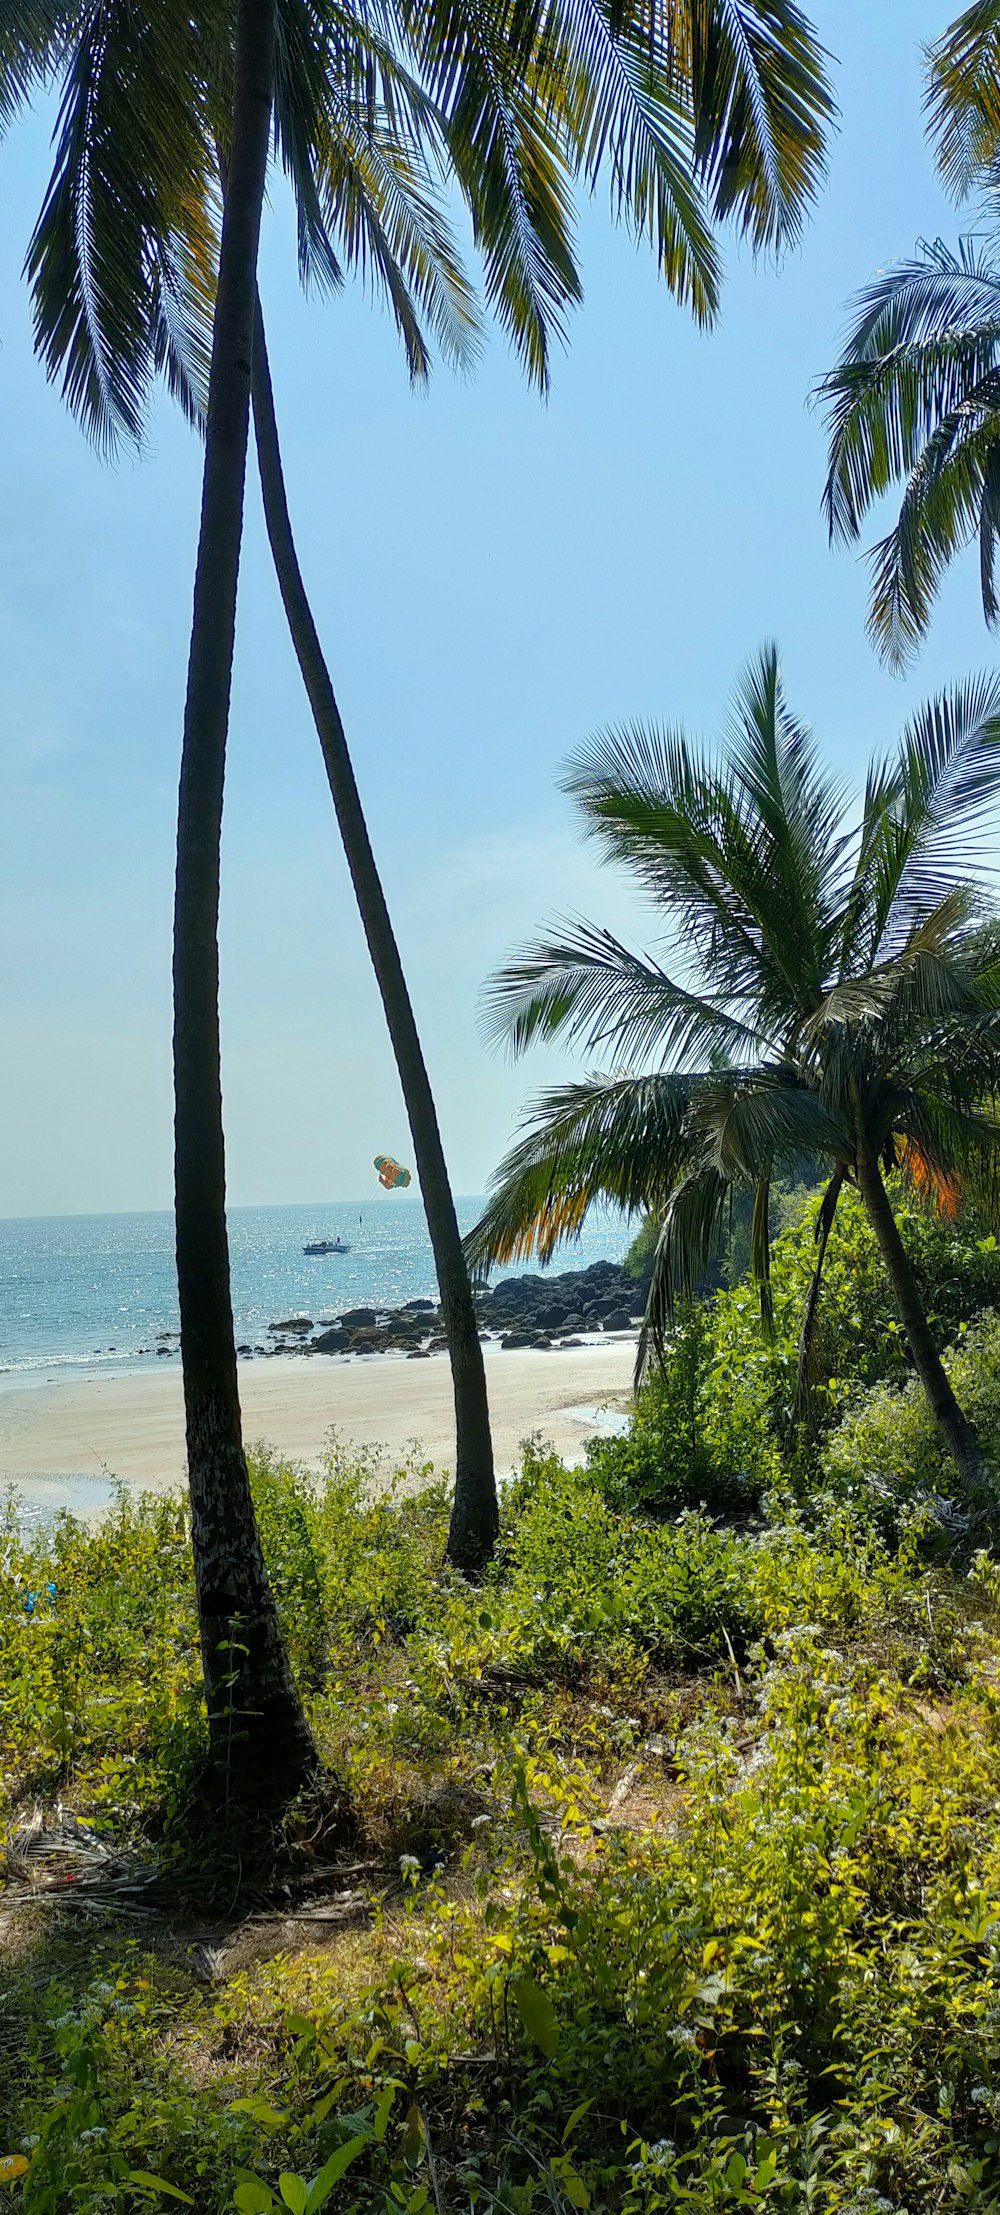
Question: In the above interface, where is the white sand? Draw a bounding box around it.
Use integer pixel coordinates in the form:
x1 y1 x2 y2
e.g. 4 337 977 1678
0 1342 636 1515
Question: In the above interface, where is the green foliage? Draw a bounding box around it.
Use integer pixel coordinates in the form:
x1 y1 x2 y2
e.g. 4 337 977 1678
823 1306 1000 1514
6 1390 1000 2212
0 1485 202 1810
624 1178 820 1291
585 1304 780 1519
592 1187 1000 1523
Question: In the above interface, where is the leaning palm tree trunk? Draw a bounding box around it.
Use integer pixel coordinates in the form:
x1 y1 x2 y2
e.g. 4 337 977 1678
174 0 316 1797
250 295 499 1575
854 1134 990 1497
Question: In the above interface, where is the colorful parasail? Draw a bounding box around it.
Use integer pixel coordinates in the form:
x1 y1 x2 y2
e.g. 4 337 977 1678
375 1153 411 1191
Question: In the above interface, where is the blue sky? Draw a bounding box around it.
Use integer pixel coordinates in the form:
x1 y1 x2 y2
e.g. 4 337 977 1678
0 0 994 1216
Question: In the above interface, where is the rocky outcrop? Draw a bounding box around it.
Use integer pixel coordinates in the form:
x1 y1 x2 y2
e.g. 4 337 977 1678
234 1259 642 1366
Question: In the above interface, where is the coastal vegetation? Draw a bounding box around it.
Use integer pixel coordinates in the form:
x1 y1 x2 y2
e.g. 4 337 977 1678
8 1186 1000 2206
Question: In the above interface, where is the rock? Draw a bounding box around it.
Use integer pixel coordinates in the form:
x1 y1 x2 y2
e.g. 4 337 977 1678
348 1330 382 1353
156 1345 172 1357
236 1343 251 1355
601 1309 634 1331
558 1313 587 1333
339 1307 377 1329
312 1326 346 1354
407 1348 431 1359
402 1298 435 1312
268 1316 313 1333
555 1336 584 1348
501 1331 551 1350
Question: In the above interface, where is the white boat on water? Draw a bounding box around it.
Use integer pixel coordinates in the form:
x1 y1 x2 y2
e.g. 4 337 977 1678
303 1237 351 1255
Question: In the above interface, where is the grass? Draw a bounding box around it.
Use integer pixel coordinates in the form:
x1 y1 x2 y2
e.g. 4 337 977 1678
4 1439 1000 2210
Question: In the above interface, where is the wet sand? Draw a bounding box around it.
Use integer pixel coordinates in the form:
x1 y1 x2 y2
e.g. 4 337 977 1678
0 1341 636 1517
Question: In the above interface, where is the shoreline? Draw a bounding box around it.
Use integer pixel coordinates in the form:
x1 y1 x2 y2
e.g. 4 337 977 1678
0 1339 637 1520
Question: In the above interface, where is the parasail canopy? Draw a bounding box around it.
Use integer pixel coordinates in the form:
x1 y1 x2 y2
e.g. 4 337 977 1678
375 1153 411 1191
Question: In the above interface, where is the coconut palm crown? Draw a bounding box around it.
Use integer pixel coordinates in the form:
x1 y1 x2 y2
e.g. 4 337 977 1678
468 646 1000 1490
817 4 1000 666
2 0 835 446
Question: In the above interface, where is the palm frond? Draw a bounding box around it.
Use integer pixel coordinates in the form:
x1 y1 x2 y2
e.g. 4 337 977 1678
694 1063 847 1176
792 1163 845 1423
26 0 214 450
639 1161 729 1371
682 0 833 252
318 98 481 374
866 398 1000 664
818 239 1000 545
927 0 1000 200
463 1070 700 1271
548 0 720 321
483 917 766 1062
560 715 796 1014
864 677 1000 954
720 641 851 1012
396 0 582 387
0 0 67 128
150 179 219 429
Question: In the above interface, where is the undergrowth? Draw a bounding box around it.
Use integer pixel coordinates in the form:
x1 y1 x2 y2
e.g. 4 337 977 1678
3 1415 1000 2210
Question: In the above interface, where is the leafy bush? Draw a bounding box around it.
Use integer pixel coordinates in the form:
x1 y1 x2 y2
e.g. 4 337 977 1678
585 1305 782 1519
822 1307 1000 1515
5 1434 998 2213
602 1187 1000 1524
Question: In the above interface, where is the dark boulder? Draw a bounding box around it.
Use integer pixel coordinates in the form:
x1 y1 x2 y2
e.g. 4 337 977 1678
339 1307 378 1329
602 1308 635 1331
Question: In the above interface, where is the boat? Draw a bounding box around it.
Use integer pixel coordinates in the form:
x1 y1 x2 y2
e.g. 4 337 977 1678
303 1237 351 1256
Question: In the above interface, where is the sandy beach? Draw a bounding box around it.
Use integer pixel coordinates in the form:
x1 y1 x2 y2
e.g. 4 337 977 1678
0 1341 636 1517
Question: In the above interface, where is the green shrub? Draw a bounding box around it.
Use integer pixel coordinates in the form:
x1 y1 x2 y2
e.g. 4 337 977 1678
606 1188 1000 1528
586 1305 782 1520
822 1307 1000 1515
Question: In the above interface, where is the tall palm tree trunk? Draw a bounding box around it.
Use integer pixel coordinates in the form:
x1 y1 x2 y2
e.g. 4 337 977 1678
174 0 316 1797
854 1134 990 1498
250 294 498 1575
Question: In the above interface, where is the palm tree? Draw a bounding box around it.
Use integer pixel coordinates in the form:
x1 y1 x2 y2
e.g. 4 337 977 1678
243 1 833 1573
467 646 1000 1496
173 0 321 1800
4 0 834 1692
817 5 1000 666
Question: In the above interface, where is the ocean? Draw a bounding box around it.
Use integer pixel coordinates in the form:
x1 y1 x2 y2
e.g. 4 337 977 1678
0 1198 629 1390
